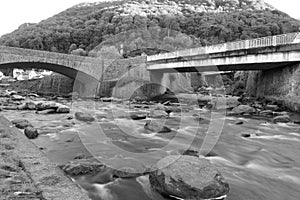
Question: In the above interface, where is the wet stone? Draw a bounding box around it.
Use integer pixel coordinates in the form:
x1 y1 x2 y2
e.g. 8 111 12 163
265 104 279 111
74 112 95 122
11 95 25 101
149 110 168 118
130 114 147 120
273 115 291 123
232 105 256 114
11 119 32 129
241 133 251 138
293 120 300 124
149 155 230 200
59 159 104 176
24 127 39 139
235 121 244 125
259 110 273 117
56 105 70 113
36 109 56 114
144 120 172 133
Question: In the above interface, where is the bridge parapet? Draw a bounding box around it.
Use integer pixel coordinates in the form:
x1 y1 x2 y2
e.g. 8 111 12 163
0 45 98 63
147 32 300 62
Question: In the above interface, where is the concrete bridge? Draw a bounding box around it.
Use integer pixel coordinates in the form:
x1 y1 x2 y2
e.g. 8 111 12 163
146 32 300 105
147 32 300 73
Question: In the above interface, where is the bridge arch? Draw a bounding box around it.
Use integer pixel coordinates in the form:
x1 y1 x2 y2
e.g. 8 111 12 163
0 61 100 97
0 45 106 97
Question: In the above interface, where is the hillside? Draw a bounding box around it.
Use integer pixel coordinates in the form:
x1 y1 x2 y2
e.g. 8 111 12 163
0 0 299 57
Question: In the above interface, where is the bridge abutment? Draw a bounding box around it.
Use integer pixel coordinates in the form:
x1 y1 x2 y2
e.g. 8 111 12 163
246 63 300 112
149 71 167 97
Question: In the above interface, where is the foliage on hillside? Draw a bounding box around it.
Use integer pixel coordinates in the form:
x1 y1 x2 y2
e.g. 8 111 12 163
0 0 299 57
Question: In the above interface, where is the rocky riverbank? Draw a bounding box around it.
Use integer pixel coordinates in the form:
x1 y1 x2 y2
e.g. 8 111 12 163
0 116 90 200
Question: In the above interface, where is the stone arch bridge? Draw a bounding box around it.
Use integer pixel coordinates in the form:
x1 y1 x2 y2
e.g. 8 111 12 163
0 45 108 96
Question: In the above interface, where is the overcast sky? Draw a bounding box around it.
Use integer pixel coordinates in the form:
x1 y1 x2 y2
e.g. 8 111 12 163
0 0 299 37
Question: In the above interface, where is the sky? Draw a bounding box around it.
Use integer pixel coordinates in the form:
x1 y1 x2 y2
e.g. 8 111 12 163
0 0 299 37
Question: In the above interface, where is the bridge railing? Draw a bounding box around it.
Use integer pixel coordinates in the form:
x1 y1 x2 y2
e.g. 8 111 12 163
147 32 300 62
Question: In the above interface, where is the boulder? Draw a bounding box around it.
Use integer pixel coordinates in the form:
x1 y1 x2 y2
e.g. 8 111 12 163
3 106 18 110
235 121 244 125
130 114 147 120
273 115 291 123
144 120 171 133
265 105 279 111
293 120 300 124
165 106 181 113
35 101 59 111
273 111 289 116
17 103 28 110
153 103 166 111
26 101 36 110
259 110 273 117
17 101 36 110
149 110 168 118
75 112 95 122
11 119 32 129
24 127 38 139
232 105 255 114
36 109 57 114
149 155 229 200
56 105 70 113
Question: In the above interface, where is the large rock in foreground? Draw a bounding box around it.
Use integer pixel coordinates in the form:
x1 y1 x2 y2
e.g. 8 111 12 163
149 155 229 200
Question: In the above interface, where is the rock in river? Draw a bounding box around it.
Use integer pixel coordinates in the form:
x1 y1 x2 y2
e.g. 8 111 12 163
11 95 25 101
273 115 291 123
265 104 279 111
144 120 171 133
56 105 70 113
11 119 32 129
232 105 255 114
149 155 229 200
24 127 39 139
59 159 104 176
35 101 59 111
149 110 168 118
75 112 95 122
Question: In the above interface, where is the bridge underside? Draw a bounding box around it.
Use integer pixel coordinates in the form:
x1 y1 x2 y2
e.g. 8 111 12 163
148 61 300 73
147 49 300 73
0 62 100 97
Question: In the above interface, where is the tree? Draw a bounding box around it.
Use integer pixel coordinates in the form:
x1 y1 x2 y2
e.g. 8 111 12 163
71 48 87 56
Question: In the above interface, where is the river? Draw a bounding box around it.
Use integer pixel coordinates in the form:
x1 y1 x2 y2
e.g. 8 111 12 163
3 98 300 200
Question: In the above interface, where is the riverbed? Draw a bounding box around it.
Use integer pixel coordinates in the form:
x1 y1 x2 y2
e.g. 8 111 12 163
3 97 300 200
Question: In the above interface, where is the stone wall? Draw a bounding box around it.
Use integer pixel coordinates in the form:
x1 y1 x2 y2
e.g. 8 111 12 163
10 73 74 96
246 64 300 111
99 56 194 99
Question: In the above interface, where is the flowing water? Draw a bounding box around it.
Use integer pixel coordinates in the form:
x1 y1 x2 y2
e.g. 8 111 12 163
3 99 300 200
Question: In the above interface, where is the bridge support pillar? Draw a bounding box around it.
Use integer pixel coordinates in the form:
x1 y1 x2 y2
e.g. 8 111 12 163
72 72 100 98
149 71 167 97
73 80 100 98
